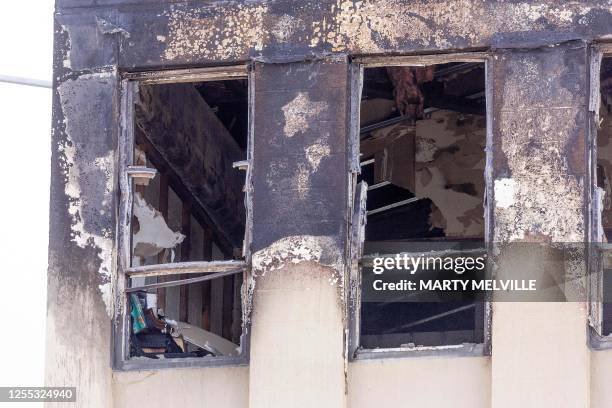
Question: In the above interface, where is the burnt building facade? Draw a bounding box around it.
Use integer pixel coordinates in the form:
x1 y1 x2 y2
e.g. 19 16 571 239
47 1 612 407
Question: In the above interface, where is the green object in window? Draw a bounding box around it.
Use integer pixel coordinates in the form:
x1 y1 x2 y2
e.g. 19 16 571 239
130 294 147 334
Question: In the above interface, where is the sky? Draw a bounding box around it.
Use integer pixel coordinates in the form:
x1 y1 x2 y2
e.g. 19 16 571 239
0 0 54 402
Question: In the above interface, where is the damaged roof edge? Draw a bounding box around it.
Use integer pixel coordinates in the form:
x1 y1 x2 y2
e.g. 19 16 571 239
53 0 612 72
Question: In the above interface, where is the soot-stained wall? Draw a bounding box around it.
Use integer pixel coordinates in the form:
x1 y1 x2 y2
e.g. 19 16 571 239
48 1 612 407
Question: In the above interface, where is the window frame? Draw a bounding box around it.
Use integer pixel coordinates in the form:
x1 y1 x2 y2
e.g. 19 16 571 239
346 53 493 360
589 44 612 349
113 65 254 371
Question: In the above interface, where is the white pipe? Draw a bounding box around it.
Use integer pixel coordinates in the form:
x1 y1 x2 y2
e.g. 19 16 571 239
0 75 51 89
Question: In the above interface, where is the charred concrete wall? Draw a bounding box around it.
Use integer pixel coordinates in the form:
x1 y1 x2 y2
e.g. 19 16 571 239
47 50 117 407
48 0 612 407
490 43 590 408
55 1 612 71
248 59 349 407
491 42 588 244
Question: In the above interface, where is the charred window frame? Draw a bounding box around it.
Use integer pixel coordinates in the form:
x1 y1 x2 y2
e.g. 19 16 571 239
589 45 612 349
346 54 493 359
113 66 254 370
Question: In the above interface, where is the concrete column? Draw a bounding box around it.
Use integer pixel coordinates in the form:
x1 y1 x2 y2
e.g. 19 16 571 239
490 42 590 408
248 58 349 408
46 71 117 407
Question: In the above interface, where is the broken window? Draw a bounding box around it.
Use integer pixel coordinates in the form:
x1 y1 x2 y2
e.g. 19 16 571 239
351 61 488 352
116 69 250 367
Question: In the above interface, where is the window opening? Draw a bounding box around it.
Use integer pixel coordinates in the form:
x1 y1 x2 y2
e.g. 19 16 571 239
356 62 487 349
121 75 249 363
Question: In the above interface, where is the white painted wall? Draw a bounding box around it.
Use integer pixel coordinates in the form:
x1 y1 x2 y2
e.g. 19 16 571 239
113 366 249 407
349 356 491 408
591 348 612 408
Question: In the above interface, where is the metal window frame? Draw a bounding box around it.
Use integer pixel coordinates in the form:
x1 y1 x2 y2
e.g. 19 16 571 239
347 53 493 361
589 43 612 350
113 65 253 371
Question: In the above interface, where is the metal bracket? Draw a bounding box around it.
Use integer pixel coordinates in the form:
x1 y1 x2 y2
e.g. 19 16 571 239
126 165 157 180
233 160 249 171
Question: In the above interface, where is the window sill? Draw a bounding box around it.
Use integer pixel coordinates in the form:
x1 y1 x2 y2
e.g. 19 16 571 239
589 326 612 351
114 354 249 371
353 342 486 361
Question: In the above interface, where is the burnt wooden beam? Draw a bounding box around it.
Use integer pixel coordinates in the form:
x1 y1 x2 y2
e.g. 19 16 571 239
126 260 246 277
201 228 213 331
126 270 242 293
179 201 192 322
360 115 411 135
222 275 235 340
423 81 486 116
425 94 486 116
157 173 169 310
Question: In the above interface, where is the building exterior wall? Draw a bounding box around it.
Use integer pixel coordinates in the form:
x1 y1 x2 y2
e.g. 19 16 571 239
47 1 612 407
112 366 249 407
490 43 591 408
248 59 349 407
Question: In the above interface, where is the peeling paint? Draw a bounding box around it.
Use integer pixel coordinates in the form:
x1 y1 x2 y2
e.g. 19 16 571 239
243 235 344 327
312 0 492 52
494 178 516 209
281 92 328 138
315 0 603 53
306 142 331 170
163 4 268 61
58 24 72 70
57 73 116 317
251 235 343 276
47 0 612 404
118 1 604 69
57 136 114 316
271 15 301 43
295 163 311 199
493 46 586 243
96 16 131 38
293 139 332 199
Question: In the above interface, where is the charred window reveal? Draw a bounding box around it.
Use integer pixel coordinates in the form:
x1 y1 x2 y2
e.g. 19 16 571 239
597 57 612 337
127 78 248 360
358 62 487 348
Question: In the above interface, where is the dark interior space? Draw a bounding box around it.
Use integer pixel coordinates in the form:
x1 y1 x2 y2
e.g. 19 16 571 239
195 79 249 149
127 79 248 359
359 62 487 348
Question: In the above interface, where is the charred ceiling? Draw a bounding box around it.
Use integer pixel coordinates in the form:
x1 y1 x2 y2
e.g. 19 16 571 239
361 63 486 129
195 80 249 149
